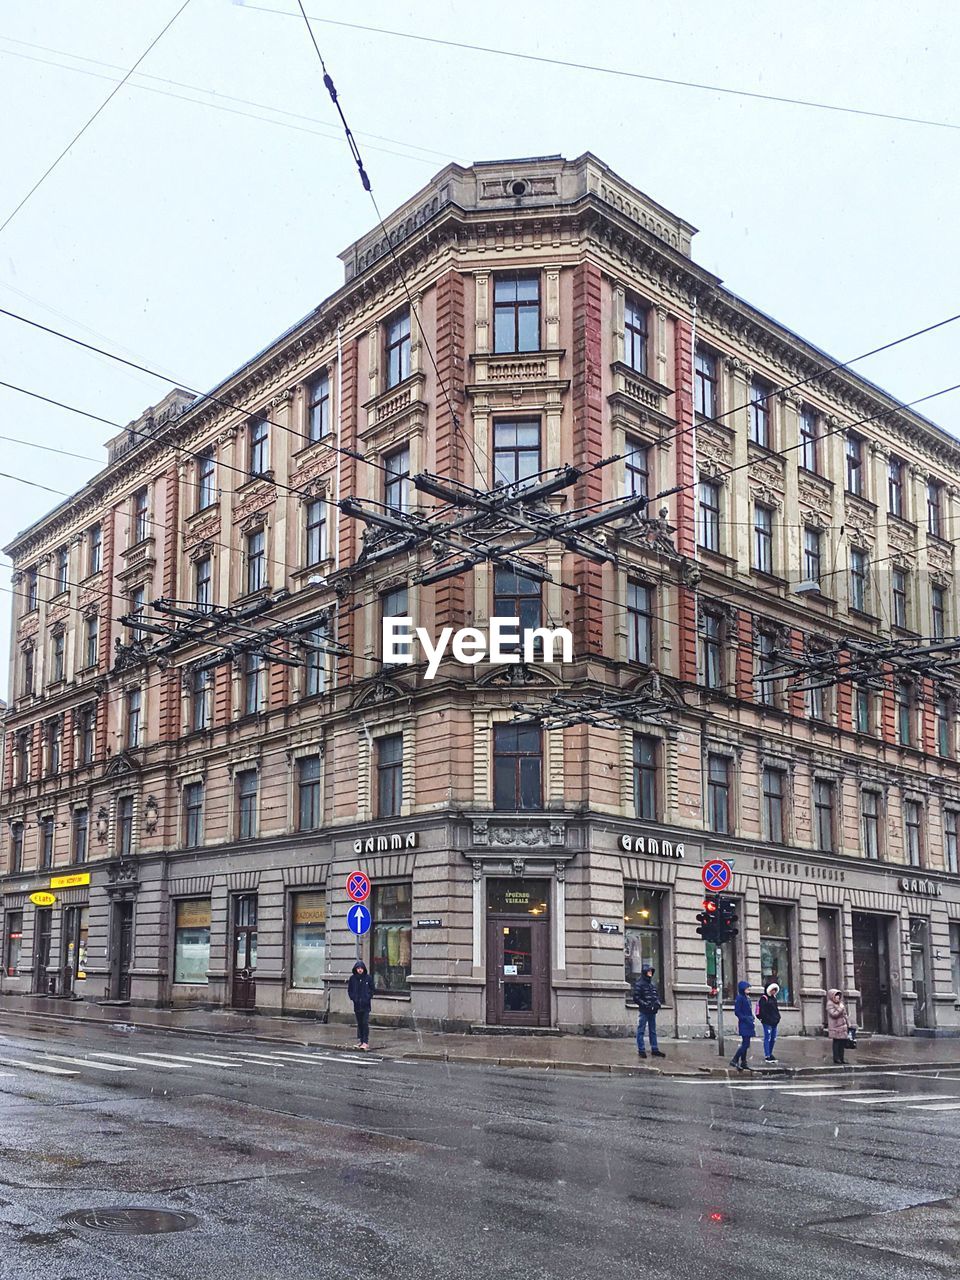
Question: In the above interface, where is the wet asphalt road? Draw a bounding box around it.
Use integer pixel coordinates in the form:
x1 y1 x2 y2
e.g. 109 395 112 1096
1 1019 960 1279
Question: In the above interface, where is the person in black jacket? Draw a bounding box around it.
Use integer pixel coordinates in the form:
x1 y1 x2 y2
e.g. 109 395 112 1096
757 981 781 1062
632 963 666 1059
348 960 374 1050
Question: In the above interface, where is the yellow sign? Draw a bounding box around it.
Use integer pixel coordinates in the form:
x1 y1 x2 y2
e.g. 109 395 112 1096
29 891 56 907
50 872 91 890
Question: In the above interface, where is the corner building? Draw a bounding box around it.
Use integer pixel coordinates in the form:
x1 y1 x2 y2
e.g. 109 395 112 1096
3 153 960 1038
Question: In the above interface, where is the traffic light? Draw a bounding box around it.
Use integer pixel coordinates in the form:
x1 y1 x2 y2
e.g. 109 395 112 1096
696 893 720 943
716 895 739 944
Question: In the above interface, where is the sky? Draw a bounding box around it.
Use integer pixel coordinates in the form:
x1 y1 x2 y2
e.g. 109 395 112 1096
0 0 958 688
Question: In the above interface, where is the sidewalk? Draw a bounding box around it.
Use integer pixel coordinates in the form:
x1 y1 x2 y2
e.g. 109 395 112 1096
3 993 960 1078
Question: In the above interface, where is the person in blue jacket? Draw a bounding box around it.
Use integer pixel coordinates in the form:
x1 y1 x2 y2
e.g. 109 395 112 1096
730 979 756 1072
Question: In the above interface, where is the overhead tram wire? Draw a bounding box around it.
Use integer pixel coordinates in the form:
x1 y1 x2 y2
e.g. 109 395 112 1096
0 0 194 236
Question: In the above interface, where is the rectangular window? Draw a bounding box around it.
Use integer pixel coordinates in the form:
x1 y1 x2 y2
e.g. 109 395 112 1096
243 651 264 716
749 378 772 448
937 694 952 758
624 887 665 985
493 567 542 642
291 891 326 988
173 899 211 984
861 789 881 859
129 585 145 642
376 733 403 817
762 767 786 843
191 668 212 731
892 567 909 629
84 614 99 669
307 372 330 442
944 809 959 874
904 799 923 867
623 296 649 374
385 310 412 387
184 781 204 849
25 567 38 612
371 882 412 994
197 449 216 510
854 687 872 734
236 770 258 840
845 435 864 496
493 275 539 354
896 679 914 746
951 923 960 1001
759 903 793 1005
800 408 819 473
756 631 777 706
805 683 825 723
888 458 904 517
13 730 29 785
707 754 730 834
55 546 69 594
694 347 718 418
803 527 822 586
72 807 88 865
493 723 543 811
624 437 650 501
297 755 322 831
125 686 141 748
381 585 408 627
249 418 269 477
698 478 721 552
304 626 327 697
850 547 869 613
633 735 658 820
246 529 266 594
305 500 327 566
927 480 944 537
133 487 149 543
932 584 947 641
384 444 411 514
701 610 723 690
10 823 23 874
46 718 61 775
493 420 541 487
118 795 134 856
22 645 34 697
88 524 102 576
79 706 96 765
51 631 65 682
627 581 653 665
753 503 774 574
814 780 835 852
5 911 23 977
195 556 212 611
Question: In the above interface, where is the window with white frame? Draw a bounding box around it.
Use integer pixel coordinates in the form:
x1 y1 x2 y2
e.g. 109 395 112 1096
305 500 327 566
944 808 959 874
698 478 721 552
307 372 330 442
861 789 881 858
904 799 923 867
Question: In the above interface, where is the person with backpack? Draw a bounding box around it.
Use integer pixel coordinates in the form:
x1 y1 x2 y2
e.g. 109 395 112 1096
757 981 781 1062
730 979 756 1072
632 962 666 1059
347 960 374 1051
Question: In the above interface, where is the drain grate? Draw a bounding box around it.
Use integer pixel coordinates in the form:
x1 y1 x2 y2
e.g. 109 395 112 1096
61 1207 198 1235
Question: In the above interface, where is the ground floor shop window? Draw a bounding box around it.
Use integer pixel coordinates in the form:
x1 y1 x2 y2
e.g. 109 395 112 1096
291 890 326 988
951 923 960 1001
4 911 22 977
705 935 738 1003
371 883 412 993
624 887 665 986
759 901 794 1004
173 899 211 984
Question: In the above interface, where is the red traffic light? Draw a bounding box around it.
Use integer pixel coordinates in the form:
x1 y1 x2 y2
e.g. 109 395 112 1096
701 898 718 913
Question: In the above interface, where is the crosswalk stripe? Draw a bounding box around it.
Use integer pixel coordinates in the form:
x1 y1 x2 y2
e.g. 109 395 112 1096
905 1101 960 1111
726 1083 845 1091
232 1053 293 1064
137 1052 240 1068
843 1093 956 1105
41 1054 136 1072
262 1050 378 1064
90 1053 190 1069
0 1057 78 1076
779 1089 896 1098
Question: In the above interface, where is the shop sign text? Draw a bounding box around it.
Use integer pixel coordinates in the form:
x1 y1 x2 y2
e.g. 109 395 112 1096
353 831 418 854
899 877 943 897
619 834 684 859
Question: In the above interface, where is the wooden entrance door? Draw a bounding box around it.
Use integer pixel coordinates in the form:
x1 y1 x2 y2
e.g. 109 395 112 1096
232 894 258 1010
111 901 134 1000
33 909 52 994
852 912 891 1034
486 916 550 1027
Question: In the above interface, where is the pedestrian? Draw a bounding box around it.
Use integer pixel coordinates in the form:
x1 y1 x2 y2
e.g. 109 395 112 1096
632 962 666 1059
826 988 850 1066
729 979 756 1072
758 982 781 1062
348 960 374 1051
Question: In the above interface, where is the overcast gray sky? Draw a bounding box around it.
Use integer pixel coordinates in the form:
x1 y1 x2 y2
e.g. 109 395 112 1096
1 0 958 688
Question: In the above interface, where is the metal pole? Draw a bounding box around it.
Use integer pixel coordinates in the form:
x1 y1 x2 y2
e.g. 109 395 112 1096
716 942 725 1058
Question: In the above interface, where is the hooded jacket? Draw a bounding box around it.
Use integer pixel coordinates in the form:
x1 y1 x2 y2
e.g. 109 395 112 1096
757 986 781 1026
348 963 374 1011
632 970 662 1014
734 981 756 1037
826 989 849 1040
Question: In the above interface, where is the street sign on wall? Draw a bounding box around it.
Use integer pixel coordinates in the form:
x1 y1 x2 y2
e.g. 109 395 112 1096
346 872 371 903
701 860 732 892
346 903 372 936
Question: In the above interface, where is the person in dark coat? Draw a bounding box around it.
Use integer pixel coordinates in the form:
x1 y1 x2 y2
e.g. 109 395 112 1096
757 982 781 1062
348 960 374 1050
826 988 850 1066
632 963 666 1059
730 979 756 1072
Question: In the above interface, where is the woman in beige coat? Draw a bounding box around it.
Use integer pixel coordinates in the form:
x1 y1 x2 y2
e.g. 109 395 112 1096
826 988 850 1065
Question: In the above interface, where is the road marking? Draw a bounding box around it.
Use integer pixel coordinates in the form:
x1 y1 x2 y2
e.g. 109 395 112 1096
842 1093 957 1105
263 1050 379 1064
137 1052 241 1068
779 1089 897 1098
89 1053 190 1070
0 1057 78 1076
905 1101 960 1111
41 1054 136 1072
725 1083 846 1091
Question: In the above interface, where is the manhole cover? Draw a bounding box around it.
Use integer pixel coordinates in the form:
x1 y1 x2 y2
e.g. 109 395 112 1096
60 1208 198 1235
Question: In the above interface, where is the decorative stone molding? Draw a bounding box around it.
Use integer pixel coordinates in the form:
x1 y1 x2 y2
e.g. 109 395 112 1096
471 819 566 849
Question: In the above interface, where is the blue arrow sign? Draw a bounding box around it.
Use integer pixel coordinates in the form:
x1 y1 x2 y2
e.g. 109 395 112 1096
346 903 371 936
